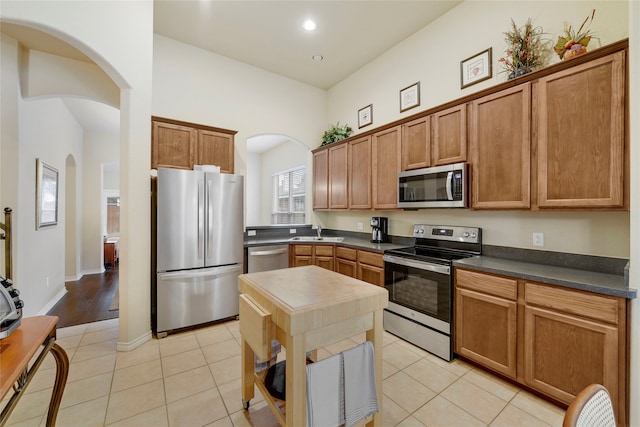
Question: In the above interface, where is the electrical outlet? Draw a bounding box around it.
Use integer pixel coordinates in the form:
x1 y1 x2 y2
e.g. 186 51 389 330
357 222 363 230
289 229 296 234
247 230 257 237
533 232 544 247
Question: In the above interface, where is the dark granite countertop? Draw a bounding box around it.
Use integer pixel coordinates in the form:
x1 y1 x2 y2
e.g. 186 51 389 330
245 235 407 254
454 256 636 299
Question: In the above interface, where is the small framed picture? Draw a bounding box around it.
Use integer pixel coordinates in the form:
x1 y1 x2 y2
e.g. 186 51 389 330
36 158 59 229
400 82 420 112
460 48 492 89
358 104 373 128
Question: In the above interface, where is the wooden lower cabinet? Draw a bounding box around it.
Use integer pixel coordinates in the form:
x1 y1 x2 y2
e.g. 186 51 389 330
454 268 628 425
290 244 312 267
314 245 335 270
289 244 333 270
523 282 626 426
291 244 384 286
335 246 357 278
356 250 384 287
455 269 517 378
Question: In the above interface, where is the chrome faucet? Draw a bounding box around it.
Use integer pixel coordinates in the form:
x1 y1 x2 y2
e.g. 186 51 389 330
317 225 322 239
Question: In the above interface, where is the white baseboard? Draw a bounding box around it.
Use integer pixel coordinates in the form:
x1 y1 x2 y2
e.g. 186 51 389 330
38 287 68 315
81 268 105 276
117 331 152 352
65 274 83 282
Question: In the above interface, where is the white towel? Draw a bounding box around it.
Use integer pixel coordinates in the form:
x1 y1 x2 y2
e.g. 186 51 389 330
306 353 345 427
343 341 379 427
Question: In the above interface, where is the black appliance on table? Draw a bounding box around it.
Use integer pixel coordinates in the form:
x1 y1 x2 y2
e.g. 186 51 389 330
383 224 481 361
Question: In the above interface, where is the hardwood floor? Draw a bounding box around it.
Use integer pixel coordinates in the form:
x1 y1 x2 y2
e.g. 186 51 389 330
47 266 119 328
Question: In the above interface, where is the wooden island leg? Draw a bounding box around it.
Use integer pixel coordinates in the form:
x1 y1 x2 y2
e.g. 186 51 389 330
241 338 255 409
365 309 384 427
285 333 306 427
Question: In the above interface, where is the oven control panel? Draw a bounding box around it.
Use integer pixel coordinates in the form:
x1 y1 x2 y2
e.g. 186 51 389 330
412 224 480 244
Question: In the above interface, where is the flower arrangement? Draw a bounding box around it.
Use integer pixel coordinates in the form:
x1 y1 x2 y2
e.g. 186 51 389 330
554 9 596 60
321 122 353 146
498 18 545 78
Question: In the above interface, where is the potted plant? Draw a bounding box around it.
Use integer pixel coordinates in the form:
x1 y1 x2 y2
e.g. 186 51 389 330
321 122 353 146
554 9 597 60
498 18 545 79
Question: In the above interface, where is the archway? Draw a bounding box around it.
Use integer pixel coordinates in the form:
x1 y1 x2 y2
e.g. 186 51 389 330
246 134 311 226
1 2 154 349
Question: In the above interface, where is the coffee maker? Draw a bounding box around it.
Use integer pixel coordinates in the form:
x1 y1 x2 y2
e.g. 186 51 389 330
370 217 389 243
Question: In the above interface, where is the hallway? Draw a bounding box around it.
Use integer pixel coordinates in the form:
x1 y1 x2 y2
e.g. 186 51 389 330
47 267 119 328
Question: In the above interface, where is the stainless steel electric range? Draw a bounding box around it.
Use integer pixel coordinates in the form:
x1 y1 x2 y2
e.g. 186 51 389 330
383 224 481 361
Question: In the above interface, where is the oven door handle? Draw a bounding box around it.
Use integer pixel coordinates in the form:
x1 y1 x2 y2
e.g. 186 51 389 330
383 255 450 275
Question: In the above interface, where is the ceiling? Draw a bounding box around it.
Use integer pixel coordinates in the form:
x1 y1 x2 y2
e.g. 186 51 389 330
1 1 462 152
153 1 462 90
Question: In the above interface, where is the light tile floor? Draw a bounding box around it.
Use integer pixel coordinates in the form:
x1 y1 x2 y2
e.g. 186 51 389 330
2 318 566 426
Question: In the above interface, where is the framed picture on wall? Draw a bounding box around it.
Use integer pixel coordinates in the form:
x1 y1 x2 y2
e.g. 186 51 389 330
358 104 373 128
400 82 420 112
460 48 492 89
36 158 59 229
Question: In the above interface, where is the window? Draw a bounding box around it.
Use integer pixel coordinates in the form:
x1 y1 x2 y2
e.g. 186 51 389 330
272 166 305 224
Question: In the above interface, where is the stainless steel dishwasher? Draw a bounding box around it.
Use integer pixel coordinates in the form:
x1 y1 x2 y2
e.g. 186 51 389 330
247 245 289 273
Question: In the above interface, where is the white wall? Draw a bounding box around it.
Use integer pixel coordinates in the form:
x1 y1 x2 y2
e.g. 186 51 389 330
328 1 628 131
246 152 261 226
82 132 119 274
152 35 327 176
323 1 630 259
0 34 20 277
17 97 83 316
1 0 154 349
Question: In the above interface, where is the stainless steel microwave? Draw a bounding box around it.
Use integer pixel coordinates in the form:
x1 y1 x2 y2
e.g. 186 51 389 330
398 162 468 208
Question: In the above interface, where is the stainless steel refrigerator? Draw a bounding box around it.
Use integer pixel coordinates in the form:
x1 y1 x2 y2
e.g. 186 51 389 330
155 167 243 336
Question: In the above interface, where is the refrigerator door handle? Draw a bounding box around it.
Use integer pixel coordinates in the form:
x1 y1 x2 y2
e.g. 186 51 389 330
198 176 204 260
158 265 242 281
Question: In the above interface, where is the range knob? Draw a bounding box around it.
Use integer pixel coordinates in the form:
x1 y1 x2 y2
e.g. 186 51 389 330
462 232 470 237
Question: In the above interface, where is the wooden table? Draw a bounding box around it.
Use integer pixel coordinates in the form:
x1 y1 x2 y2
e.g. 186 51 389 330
0 316 69 427
239 266 388 427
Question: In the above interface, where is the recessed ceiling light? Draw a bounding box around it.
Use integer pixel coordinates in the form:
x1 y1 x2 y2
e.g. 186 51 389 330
312 55 324 61
302 19 317 31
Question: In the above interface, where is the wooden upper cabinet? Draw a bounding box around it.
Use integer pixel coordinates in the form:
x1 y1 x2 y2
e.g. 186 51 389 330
534 52 625 208
349 136 372 209
152 117 235 173
432 104 467 166
328 143 348 209
372 126 401 209
401 116 431 171
313 149 329 210
152 121 197 170
198 129 234 174
470 83 531 209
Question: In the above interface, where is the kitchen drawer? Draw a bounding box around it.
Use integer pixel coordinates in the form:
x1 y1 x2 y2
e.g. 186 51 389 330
239 294 274 361
358 250 384 268
315 245 334 257
292 244 312 256
455 269 517 300
336 246 357 261
525 282 620 325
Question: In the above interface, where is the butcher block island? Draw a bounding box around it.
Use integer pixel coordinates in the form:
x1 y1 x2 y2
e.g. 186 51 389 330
238 265 388 427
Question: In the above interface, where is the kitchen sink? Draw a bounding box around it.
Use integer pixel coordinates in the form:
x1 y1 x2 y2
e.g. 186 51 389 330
289 236 344 242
